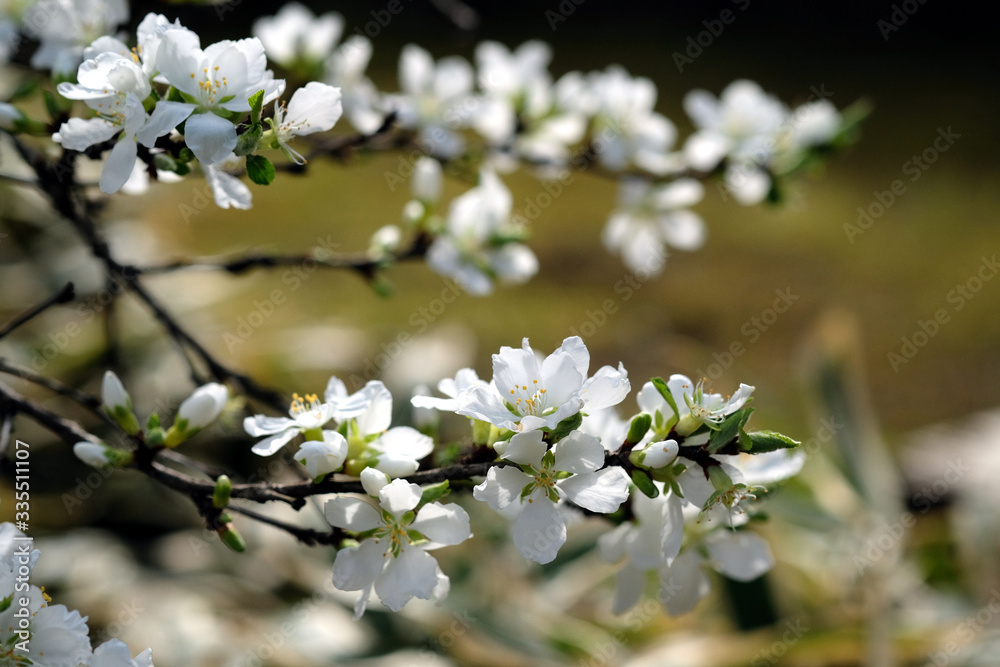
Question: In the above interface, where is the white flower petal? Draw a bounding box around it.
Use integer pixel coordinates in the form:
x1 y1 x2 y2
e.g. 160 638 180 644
375 546 440 612
512 492 566 564
705 531 774 581
558 467 630 513
184 112 238 165
332 538 384 591
612 565 647 615
136 100 194 147
53 117 119 151
552 430 605 474
325 496 381 532
658 550 710 616
250 429 297 456
502 430 546 468
378 478 423 516
472 464 529 511
412 502 472 546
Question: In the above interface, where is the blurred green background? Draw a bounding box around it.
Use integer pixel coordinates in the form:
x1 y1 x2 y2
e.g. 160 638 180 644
1 1 999 665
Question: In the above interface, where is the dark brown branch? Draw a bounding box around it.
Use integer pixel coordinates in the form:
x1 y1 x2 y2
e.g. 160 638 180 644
8 136 287 413
227 504 347 547
0 282 75 340
0 381 99 444
134 233 432 281
0 358 102 411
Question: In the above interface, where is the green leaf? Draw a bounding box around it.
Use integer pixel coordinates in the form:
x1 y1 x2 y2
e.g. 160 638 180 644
248 89 265 125
707 407 754 453
625 413 652 445
746 430 800 453
548 412 583 443
419 481 450 505
234 124 262 157
650 377 680 430
42 89 62 121
246 154 275 185
631 469 659 498
10 77 39 102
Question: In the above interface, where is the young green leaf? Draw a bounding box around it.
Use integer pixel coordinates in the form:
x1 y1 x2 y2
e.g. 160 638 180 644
746 430 800 453
246 154 275 185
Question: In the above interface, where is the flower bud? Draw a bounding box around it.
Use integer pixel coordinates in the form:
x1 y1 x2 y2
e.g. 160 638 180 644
625 413 652 446
164 383 228 446
630 439 679 469
212 475 232 509
102 371 140 435
74 442 134 469
360 467 390 496
178 383 228 430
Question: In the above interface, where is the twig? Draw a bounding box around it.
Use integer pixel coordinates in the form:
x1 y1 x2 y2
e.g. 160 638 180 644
0 282 75 340
227 504 346 546
0 358 101 411
0 381 99 444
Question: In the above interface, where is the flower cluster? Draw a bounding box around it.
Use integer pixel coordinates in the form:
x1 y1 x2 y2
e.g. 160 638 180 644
0 522 154 666
36 8 344 207
65 335 802 621
0 2 858 287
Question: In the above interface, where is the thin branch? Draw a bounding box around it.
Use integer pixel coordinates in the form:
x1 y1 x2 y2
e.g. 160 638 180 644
0 358 101 411
8 136 287 413
0 381 99 444
134 234 431 281
0 282 75 340
227 504 346 546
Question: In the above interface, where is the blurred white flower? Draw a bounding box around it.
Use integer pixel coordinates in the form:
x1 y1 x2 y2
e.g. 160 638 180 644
426 170 537 295
389 44 475 158
253 3 343 68
26 0 129 75
602 178 705 274
584 66 679 174
683 79 788 204
325 36 383 134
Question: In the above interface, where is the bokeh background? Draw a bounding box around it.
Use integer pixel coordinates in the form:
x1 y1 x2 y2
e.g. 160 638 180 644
1 1 998 665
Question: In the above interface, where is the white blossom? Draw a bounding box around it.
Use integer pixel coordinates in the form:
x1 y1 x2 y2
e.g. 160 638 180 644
54 52 152 193
637 375 754 441
410 367 487 413
176 382 228 431
456 336 630 432
683 79 789 205
324 36 382 134
88 639 155 667
327 479 471 618
245 391 336 456
139 31 284 165
473 429 629 563
293 431 349 478
269 81 342 164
